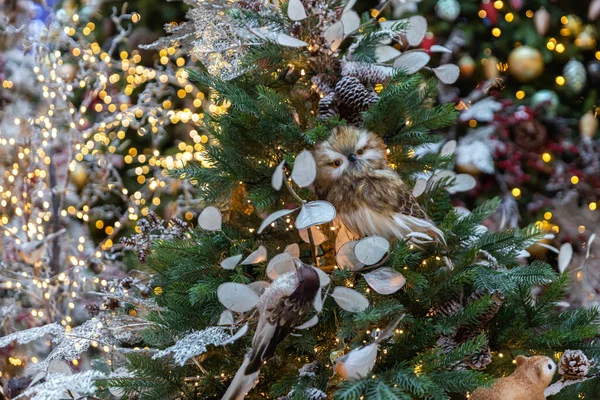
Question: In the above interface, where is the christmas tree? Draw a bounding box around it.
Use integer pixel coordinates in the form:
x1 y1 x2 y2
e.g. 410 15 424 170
2 0 600 399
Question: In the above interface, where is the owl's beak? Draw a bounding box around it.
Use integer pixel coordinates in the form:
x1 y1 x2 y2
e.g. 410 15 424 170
347 153 357 162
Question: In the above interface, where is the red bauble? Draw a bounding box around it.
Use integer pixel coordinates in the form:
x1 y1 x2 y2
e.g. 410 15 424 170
481 1 498 25
420 33 436 51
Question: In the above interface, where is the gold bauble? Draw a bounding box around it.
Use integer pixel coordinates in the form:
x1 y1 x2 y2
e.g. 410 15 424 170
575 26 597 50
71 163 88 190
57 64 77 82
562 14 583 36
508 46 544 82
580 111 598 139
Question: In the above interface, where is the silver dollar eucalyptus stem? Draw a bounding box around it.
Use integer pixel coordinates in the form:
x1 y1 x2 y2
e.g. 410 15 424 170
283 178 318 264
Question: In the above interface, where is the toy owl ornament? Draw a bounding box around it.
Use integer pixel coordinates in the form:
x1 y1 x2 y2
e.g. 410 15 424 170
314 126 443 242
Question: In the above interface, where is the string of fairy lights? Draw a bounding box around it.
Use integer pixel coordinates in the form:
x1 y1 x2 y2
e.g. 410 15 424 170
0 5 232 375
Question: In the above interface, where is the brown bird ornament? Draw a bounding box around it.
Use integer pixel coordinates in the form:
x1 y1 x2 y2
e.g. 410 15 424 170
222 259 320 400
314 126 442 241
470 355 556 400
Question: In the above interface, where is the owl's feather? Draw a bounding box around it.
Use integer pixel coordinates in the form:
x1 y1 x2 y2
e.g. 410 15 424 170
314 126 443 241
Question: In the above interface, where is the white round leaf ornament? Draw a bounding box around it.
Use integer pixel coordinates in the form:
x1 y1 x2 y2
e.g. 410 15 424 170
241 245 268 265
221 254 243 270
336 241 365 271
198 206 222 231
363 267 406 295
296 201 336 229
291 150 317 187
217 283 260 312
331 287 369 312
287 0 307 21
354 236 389 265
271 161 285 191
558 243 573 273
258 208 297 234
266 252 296 280
218 310 234 325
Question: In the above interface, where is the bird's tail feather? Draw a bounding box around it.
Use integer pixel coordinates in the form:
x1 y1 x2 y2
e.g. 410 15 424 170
222 357 259 400
394 214 445 244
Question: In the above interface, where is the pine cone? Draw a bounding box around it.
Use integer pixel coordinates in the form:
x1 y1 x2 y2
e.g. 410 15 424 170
335 76 378 112
438 335 492 371
137 247 148 263
436 335 456 353
104 298 120 310
311 55 342 90
170 217 188 230
312 74 335 95
146 210 162 228
465 290 505 326
279 387 326 400
338 106 365 126
559 350 591 379
238 0 264 11
317 93 338 120
513 120 547 151
433 290 504 325
434 290 503 371
433 296 464 318
298 361 319 377
466 345 492 370
121 277 133 289
334 76 379 125
342 61 392 87
85 303 101 316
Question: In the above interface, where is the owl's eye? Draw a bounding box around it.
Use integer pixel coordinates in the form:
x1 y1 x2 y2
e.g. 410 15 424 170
332 159 342 168
356 148 365 155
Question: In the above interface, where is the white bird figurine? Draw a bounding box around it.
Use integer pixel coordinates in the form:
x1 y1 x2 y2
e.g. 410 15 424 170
333 315 404 380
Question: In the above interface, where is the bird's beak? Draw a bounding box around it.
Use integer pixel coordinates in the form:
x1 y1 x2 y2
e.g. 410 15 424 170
347 153 357 162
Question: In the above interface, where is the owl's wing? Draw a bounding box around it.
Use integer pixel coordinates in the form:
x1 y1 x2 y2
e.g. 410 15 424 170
355 170 427 219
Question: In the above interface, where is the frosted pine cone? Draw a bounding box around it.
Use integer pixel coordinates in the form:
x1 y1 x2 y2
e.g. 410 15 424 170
558 350 591 379
312 74 335 95
436 335 456 353
279 387 326 400
317 93 338 120
335 76 378 112
298 361 319 377
341 61 393 87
